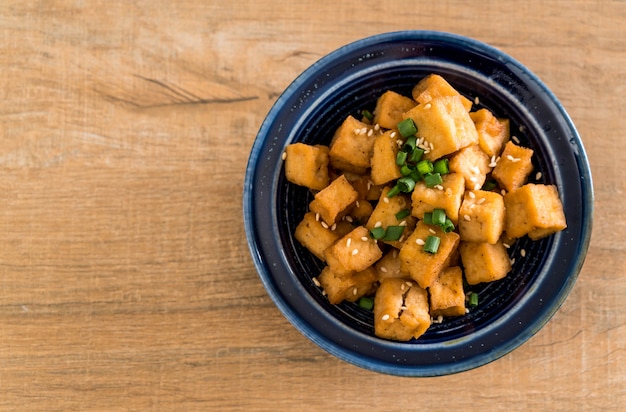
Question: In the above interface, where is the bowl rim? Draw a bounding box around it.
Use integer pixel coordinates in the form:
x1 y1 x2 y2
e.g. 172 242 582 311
243 30 594 376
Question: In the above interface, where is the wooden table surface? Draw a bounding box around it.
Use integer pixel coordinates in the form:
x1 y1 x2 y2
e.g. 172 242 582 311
1 1 624 410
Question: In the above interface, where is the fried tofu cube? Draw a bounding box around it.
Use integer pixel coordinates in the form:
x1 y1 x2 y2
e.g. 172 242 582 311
365 187 417 249
429 266 466 317
294 212 342 261
323 226 383 277
374 250 410 280
459 240 512 285
329 115 377 174
403 96 478 161
348 199 374 225
317 266 378 304
343 173 382 201
503 184 567 240
492 141 534 192
411 74 473 111
448 144 492 191
283 143 330 190
458 190 505 244
371 130 403 186
373 90 418 130
399 221 460 289
374 278 431 341
309 175 358 226
410 172 465 224
470 108 510 158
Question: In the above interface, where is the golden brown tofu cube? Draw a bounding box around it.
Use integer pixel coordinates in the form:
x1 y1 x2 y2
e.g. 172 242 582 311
284 143 330 191
448 144 492 191
309 174 358 226
373 90 418 130
399 221 460 289
317 266 378 304
458 190 505 244
374 249 410 280
374 278 431 341
365 187 417 249
329 115 377 174
491 141 534 192
323 226 383 277
294 212 342 261
411 74 473 111
348 199 374 225
403 96 479 161
503 184 567 240
410 172 465 224
459 240 512 285
343 173 382 201
470 109 510 158
429 266 466 317
371 130 403 186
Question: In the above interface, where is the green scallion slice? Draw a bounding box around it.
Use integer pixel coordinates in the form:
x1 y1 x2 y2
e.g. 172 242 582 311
442 218 455 233
386 184 402 198
395 209 411 220
397 118 418 137
482 179 498 191
433 158 450 175
397 176 416 193
402 136 417 153
432 208 446 226
361 110 373 121
383 225 405 241
370 226 386 240
468 292 479 307
423 212 433 225
358 296 374 310
424 172 443 188
400 163 414 176
408 148 424 163
416 159 433 176
423 235 440 254
396 150 408 166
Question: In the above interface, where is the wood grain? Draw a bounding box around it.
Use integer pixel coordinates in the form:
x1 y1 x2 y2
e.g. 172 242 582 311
0 0 624 410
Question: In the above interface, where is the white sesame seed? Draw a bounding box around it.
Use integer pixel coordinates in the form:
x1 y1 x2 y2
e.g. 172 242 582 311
465 308 470 314
353 288 358 295
399 220 407 226
390 131 397 138
512 135 521 144
400 306 407 311
474 96 480 105
536 172 543 180
383 197 390 204
463 214 471 221
382 314 390 321
351 249 359 256
416 238 425 245
501 189 507 196
510 257 516 265
503 243 511 249
429 228 436 234
321 221 329 229
406 281 412 288
380 266 388 273
330 223 337 231
424 103 432 109
400 283 405 291
346 238 352 247
392 250 398 258
477 197 486 205
429 142 434 151
361 236 369 242
506 154 521 163
468 191 476 199
375 221 382 228
313 277 321 287
520 249 527 257
474 183 481 190
374 123 380 131
345 215 353 223
315 213 320 221
367 181 373 190
282 152 287 160
355 200 360 208
434 184 444 191
367 128 374 137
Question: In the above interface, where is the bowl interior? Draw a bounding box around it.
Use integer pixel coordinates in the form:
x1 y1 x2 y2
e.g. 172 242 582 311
245 31 592 376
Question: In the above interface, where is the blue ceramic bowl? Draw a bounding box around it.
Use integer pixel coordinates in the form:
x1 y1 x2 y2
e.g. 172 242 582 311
243 31 593 376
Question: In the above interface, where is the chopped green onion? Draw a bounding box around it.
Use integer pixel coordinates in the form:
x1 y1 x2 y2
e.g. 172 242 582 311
400 163 414 176
416 159 433 176
402 136 417 152
397 118 418 137
386 184 402 198
468 292 479 307
424 172 443 188
442 218 455 233
423 235 441 254
384 225 405 241
370 227 386 240
433 158 450 175
397 176 416 193
423 212 433 225
396 150 408 166
482 179 498 191
361 110 373 121
395 209 411 220
358 296 374 310
432 208 446 226
408 148 424 163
